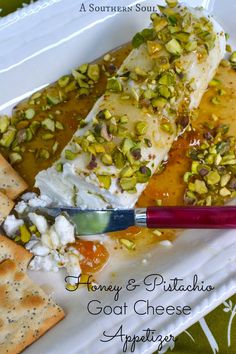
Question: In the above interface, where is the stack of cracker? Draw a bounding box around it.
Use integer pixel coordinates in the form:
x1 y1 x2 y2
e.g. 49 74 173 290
0 235 65 353
0 154 28 224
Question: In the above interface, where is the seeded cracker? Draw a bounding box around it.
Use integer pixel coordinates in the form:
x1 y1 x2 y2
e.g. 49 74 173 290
0 236 65 353
0 192 14 224
0 154 28 200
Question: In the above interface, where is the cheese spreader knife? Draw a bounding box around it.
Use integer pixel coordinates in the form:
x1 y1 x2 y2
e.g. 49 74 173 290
38 206 236 235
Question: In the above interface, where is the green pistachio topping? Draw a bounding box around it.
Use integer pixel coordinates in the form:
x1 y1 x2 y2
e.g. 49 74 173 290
165 39 183 55
106 77 122 92
65 150 77 160
42 118 55 132
120 176 137 191
135 121 148 135
97 175 111 189
25 108 35 120
58 75 70 88
119 238 135 250
9 152 22 165
87 64 100 82
0 127 16 148
0 116 10 134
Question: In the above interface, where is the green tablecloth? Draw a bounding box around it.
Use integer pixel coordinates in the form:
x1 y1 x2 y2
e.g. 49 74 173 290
0 1 235 353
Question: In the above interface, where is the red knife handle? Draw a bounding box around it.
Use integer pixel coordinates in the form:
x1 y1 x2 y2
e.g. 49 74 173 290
146 206 236 229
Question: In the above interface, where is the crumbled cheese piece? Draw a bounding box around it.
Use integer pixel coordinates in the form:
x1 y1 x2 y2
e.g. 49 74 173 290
31 243 50 256
54 215 75 245
14 201 28 214
28 212 48 234
3 215 24 237
29 254 59 272
28 194 52 208
21 192 37 201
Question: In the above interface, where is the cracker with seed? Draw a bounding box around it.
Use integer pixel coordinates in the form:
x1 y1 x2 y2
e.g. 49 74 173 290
0 192 14 225
0 235 32 271
0 154 28 200
0 258 65 354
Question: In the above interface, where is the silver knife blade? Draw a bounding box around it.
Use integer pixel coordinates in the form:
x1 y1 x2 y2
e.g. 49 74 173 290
38 207 135 235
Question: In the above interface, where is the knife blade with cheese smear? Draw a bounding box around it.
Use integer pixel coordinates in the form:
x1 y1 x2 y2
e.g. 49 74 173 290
35 3 226 209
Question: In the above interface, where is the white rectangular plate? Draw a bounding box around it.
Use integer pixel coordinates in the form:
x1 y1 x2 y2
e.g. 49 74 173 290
1 1 236 353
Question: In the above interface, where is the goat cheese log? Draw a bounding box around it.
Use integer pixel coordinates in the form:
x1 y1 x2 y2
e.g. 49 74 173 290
36 3 226 209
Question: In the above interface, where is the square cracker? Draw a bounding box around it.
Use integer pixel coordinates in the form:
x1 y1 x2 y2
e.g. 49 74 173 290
0 235 32 271
0 192 14 225
0 259 65 354
0 154 28 200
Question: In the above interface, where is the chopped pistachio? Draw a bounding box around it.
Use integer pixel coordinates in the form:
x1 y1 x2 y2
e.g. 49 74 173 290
132 32 145 48
136 166 151 183
120 176 137 191
122 138 134 155
52 141 59 154
134 67 147 76
220 174 231 187
120 166 134 178
58 75 70 88
20 224 31 243
65 81 77 93
25 108 35 120
194 180 208 194
56 162 63 172
211 96 220 105
87 64 100 82
65 150 77 160
9 152 22 164
159 73 175 85
97 175 111 189
219 187 231 197
119 238 135 250
143 89 156 99
38 148 50 160
103 53 111 62
113 150 126 169
0 115 10 134
101 153 113 166
29 225 37 233
120 115 128 124
31 92 42 101
165 0 178 7
55 121 64 130
220 59 230 67
135 121 148 135
159 86 171 98
160 123 173 134
153 229 162 236
165 38 183 55
106 77 122 92
42 118 55 132
0 127 16 148
230 51 236 63
154 18 168 32
218 88 226 96
155 199 162 206
226 44 232 53
30 121 41 135
209 78 221 87
206 171 220 185
78 63 88 74
46 94 60 105
147 41 162 56
185 41 197 52
42 133 54 140
77 88 89 96
151 97 167 108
